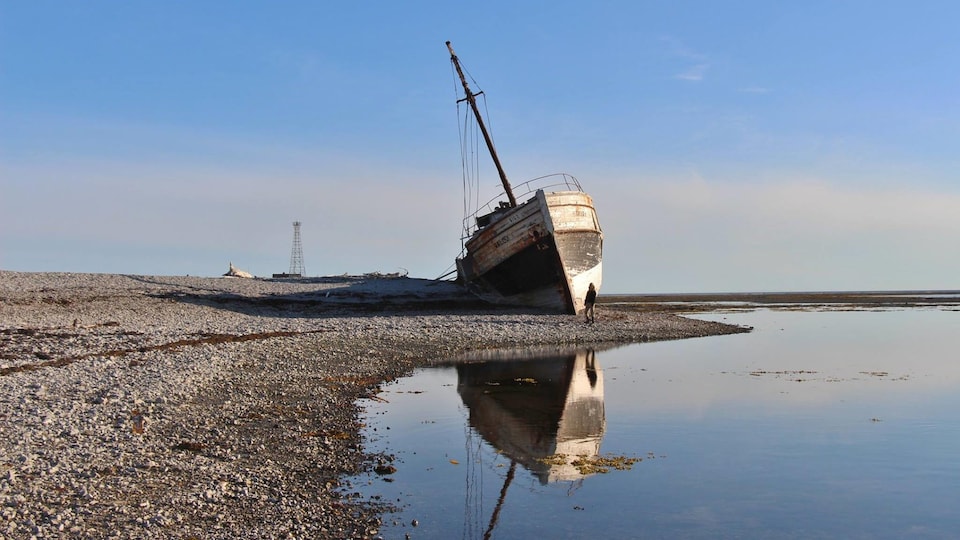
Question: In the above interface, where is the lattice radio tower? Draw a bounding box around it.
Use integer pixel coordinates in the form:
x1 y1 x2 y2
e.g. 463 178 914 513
288 221 305 276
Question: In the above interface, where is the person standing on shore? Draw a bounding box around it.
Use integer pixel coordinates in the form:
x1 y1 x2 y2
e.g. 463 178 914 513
584 283 597 323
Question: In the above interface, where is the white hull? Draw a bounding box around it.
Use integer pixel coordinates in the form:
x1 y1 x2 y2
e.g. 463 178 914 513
456 189 603 314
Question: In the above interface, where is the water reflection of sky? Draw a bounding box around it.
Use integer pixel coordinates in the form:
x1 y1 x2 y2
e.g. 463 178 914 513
613 310 960 413
354 309 960 539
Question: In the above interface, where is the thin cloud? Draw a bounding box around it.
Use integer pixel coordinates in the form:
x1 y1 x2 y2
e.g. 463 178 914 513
660 36 709 82
675 63 708 82
660 35 706 61
596 174 960 291
649 177 960 233
739 86 771 94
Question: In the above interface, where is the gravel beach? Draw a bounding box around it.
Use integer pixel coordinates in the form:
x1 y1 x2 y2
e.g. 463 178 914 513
0 271 747 539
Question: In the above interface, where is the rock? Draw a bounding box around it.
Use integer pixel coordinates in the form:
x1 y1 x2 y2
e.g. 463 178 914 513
0 270 745 538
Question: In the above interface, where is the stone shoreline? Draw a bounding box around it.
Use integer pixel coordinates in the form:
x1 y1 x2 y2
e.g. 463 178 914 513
0 271 748 539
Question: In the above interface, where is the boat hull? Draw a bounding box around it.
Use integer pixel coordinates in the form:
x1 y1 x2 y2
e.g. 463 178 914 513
456 190 602 314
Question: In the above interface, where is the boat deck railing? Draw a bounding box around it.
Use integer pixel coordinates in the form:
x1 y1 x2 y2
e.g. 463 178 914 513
461 173 583 239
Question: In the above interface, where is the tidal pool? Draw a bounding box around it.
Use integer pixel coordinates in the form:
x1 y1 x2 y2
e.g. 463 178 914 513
352 308 960 539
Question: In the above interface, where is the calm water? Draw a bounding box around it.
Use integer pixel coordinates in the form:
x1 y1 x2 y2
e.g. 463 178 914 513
352 308 960 539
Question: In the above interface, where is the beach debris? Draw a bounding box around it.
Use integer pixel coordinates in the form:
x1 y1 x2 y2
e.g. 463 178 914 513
130 409 147 434
360 270 408 279
223 262 253 279
173 441 205 452
374 464 397 475
749 369 818 381
749 370 818 377
537 453 644 475
571 454 643 475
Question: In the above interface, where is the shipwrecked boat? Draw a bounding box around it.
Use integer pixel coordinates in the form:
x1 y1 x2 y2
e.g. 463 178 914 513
447 41 603 314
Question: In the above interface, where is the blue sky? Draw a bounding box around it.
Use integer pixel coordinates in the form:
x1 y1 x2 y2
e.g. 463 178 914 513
2 1 958 293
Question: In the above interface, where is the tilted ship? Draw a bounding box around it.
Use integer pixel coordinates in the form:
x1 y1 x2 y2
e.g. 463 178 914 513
447 41 603 314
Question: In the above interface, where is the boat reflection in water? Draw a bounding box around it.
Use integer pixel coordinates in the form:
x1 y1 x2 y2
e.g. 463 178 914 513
454 347 606 484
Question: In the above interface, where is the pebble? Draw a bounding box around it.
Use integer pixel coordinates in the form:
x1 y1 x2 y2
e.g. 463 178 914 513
0 270 745 538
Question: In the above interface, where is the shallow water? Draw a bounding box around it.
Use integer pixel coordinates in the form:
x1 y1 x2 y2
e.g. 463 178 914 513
352 308 960 539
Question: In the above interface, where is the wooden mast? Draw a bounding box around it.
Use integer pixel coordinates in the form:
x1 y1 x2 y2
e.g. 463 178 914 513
447 41 517 208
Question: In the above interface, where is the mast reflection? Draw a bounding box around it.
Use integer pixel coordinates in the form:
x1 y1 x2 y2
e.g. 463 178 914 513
456 347 605 484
